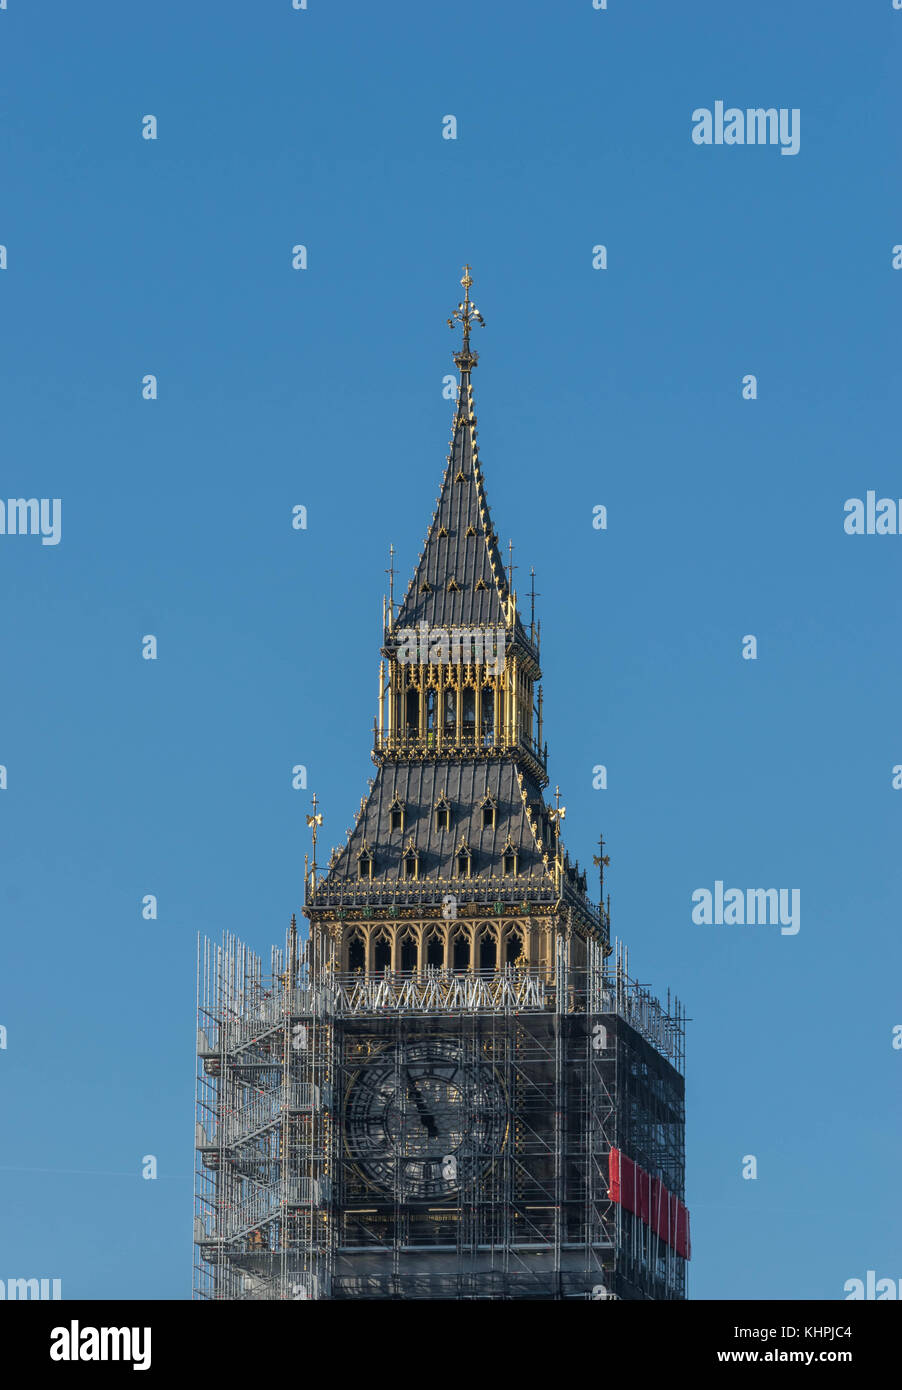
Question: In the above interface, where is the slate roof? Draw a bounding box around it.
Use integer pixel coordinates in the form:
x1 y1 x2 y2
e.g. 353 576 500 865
325 759 554 887
394 362 530 642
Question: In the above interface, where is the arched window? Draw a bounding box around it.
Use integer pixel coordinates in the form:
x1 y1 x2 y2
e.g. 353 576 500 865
373 934 391 972
504 931 522 967
400 933 418 974
479 932 497 972
425 931 444 970
348 933 366 972
405 689 418 736
462 688 476 729
481 687 495 745
444 689 456 732
452 933 470 972
425 690 436 734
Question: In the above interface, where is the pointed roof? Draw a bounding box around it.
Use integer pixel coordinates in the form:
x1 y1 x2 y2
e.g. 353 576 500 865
315 756 604 932
393 268 527 638
324 758 555 887
308 269 604 938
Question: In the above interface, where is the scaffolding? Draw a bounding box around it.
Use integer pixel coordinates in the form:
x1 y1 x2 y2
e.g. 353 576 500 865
194 922 686 1300
194 921 335 1300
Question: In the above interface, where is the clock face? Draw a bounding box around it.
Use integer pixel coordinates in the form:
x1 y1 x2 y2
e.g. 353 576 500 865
344 1039 507 1201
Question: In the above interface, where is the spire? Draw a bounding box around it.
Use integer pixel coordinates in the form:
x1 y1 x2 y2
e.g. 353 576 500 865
393 267 532 640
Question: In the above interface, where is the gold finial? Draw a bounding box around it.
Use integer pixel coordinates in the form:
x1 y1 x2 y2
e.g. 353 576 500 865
447 264 485 370
548 788 566 894
306 793 323 893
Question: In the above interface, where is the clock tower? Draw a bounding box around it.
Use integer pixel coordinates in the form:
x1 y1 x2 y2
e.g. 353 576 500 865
194 270 689 1300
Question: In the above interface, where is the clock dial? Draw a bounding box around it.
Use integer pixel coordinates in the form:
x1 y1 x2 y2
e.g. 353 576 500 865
344 1039 506 1200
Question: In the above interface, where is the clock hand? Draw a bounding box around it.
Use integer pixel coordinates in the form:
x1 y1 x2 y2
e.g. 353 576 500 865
404 1068 439 1138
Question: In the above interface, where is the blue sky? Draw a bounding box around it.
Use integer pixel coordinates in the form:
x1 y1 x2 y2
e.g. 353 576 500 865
0 0 900 1299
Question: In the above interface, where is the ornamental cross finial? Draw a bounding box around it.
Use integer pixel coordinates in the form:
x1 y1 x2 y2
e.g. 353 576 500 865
529 566 540 642
593 832 611 900
447 264 485 370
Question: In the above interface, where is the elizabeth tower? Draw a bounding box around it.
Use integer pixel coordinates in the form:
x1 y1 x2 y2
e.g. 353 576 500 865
194 270 689 1301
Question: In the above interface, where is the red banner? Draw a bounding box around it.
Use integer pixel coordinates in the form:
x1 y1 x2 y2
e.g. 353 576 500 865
608 1147 621 1204
607 1148 690 1260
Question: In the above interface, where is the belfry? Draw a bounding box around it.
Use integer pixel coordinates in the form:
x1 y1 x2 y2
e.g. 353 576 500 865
194 270 689 1300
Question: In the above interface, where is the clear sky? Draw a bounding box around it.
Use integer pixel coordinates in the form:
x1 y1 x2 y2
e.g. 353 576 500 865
1 0 900 1300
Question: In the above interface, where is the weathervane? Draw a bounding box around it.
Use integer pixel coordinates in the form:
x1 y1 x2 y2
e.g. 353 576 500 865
448 264 485 370
548 787 566 891
306 792 323 893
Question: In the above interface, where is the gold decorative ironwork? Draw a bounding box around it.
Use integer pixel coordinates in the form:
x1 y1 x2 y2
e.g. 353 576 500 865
447 264 485 370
